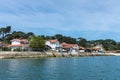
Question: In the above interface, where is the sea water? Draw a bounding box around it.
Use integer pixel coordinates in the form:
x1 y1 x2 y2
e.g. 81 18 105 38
0 56 120 80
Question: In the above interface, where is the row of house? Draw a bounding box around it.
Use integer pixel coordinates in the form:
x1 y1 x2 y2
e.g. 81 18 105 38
45 39 104 53
0 39 104 53
0 39 29 51
8 39 29 51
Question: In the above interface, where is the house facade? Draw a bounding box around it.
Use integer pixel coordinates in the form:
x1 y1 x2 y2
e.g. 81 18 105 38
45 39 60 50
92 44 104 53
60 42 79 54
8 39 29 51
79 46 85 53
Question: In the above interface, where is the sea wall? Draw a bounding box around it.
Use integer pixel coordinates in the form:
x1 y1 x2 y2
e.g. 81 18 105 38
0 51 116 59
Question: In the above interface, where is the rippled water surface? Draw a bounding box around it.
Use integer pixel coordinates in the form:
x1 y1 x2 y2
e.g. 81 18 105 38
0 56 120 80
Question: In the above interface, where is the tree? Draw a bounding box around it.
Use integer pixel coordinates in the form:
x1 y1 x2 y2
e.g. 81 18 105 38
26 32 34 37
0 27 6 40
63 36 76 44
0 26 11 41
5 31 35 43
55 34 77 44
11 31 27 39
5 34 13 43
29 36 45 51
54 34 63 43
45 36 51 40
6 26 11 34
77 37 87 47
102 39 117 51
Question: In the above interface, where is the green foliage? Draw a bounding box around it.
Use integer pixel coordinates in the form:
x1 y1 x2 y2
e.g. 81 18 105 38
5 31 34 43
62 36 76 44
39 34 77 44
13 48 21 51
29 36 45 51
77 37 87 47
86 39 120 51
13 48 28 52
26 32 34 37
46 34 77 44
22 48 28 51
11 31 27 39
2 47 10 51
0 26 11 41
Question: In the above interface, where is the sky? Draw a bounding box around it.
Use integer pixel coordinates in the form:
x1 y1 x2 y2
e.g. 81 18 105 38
0 0 120 41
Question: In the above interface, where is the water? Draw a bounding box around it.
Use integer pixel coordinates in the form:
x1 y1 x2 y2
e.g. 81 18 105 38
0 56 120 80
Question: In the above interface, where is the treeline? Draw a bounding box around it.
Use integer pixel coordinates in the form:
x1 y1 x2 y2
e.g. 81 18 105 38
40 34 120 51
1 26 120 51
40 34 77 44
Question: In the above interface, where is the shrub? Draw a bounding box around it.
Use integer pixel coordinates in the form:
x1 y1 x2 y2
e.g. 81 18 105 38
13 48 21 51
2 47 10 51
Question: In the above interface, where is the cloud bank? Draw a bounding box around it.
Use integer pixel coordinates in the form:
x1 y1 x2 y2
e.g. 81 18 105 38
0 0 120 41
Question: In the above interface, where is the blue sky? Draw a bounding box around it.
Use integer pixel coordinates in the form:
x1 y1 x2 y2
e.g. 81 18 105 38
0 0 120 41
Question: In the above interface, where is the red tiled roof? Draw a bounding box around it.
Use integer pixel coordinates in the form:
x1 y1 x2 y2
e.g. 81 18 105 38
79 46 85 50
8 44 29 47
12 39 28 43
61 42 78 49
92 47 101 50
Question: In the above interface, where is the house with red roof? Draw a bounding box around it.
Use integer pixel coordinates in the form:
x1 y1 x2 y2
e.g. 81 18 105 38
45 39 60 50
60 42 79 53
92 44 104 53
8 39 29 51
79 46 85 52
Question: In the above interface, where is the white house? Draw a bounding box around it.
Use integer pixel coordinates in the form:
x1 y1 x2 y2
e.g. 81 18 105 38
8 39 29 51
60 42 79 54
79 46 85 53
45 39 60 50
92 44 104 53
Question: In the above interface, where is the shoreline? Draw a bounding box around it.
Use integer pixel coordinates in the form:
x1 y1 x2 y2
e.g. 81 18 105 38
0 51 119 59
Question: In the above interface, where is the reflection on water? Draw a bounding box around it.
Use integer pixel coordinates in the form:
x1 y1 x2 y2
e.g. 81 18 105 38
0 56 120 80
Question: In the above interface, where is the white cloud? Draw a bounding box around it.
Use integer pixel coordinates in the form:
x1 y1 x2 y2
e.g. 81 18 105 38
1 0 120 40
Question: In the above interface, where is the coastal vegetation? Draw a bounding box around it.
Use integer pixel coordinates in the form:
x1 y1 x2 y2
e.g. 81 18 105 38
0 26 120 51
29 36 45 51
